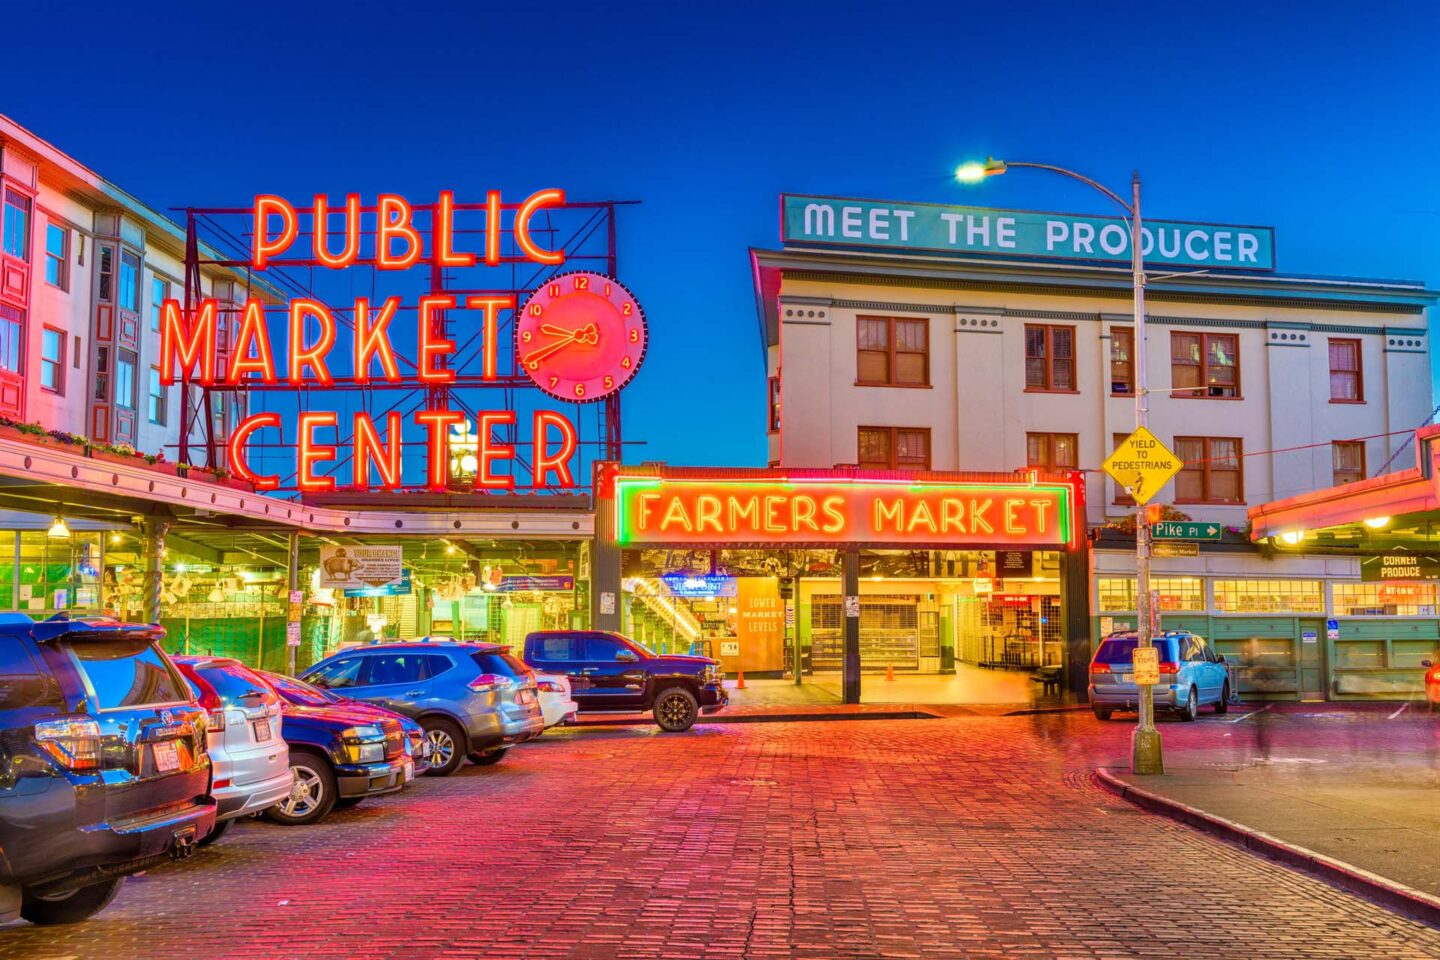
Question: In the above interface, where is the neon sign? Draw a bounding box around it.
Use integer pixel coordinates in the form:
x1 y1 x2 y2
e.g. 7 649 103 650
161 191 638 491
614 477 1076 547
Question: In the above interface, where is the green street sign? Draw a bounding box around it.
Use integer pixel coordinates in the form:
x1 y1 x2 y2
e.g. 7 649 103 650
1152 521 1222 541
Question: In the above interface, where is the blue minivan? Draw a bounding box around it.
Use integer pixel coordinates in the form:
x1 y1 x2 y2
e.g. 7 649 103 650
1088 630 1232 721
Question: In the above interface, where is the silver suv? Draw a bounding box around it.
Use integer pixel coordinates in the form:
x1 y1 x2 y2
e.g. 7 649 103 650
301 641 543 776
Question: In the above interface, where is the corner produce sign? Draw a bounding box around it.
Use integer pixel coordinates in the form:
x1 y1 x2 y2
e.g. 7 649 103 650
614 476 1075 547
782 194 1276 271
158 191 647 491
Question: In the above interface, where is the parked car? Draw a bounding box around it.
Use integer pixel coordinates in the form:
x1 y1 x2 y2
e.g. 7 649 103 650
259 670 431 775
1 614 215 925
172 656 292 846
532 670 578 729
522 630 727 732
1422 658 1440 712
263 702 414 826
301 641 543 775
1088 630 1231 722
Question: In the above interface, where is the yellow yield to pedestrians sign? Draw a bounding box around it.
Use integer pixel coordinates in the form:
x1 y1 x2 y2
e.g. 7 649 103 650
1103 427 1183 505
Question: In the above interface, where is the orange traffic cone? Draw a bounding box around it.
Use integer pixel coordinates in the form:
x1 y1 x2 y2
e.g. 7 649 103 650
736 670 746 690
886 663 895 682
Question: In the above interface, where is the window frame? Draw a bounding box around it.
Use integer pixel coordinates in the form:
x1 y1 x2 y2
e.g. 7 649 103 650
1024 323 1077 393
767 374 781 433
149 275 169 333
115 350 137 410
855 315 930 388
1328 338 1364 404
118 250 140 313
1111 431 1136 505
148 366 166 425
1332 440 1366 486
2 189 31 260
39 326 65 395
43 222 68 291
1025 432 1078 471
1170 331 1241 400
1109 326 1134 396
1174 436 1245 504
858 426 932 471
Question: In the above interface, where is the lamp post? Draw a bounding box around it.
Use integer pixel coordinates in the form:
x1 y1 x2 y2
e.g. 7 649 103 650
956 158 1163 774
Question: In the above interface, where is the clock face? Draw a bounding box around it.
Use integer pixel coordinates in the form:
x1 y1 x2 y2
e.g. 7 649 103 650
516 272 647 403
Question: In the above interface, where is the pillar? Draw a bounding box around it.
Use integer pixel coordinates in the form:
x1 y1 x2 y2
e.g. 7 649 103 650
141 518 170 625
592 487 623 631
1063 534 1094 697
843 544 861 704
286 532 301 675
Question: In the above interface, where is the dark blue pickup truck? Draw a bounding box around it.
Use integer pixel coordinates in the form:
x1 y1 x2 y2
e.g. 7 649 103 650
522 630 727 732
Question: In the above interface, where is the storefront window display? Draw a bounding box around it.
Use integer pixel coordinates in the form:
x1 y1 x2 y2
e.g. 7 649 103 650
13 531 101 614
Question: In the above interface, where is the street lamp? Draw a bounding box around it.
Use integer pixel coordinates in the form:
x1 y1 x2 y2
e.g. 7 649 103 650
956 155 1164 775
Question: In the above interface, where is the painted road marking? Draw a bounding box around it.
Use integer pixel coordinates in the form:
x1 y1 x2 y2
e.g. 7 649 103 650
1387 702 1409 720
1227 703 1272 723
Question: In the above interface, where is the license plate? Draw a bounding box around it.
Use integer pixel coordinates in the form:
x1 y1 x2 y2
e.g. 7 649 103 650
403 757 415 782
153 740 180 772
1116 674 1132 683
253 719 272 742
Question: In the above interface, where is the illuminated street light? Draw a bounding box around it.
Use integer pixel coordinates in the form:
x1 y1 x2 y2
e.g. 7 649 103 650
954 158 1008 183
1363 516 1391 529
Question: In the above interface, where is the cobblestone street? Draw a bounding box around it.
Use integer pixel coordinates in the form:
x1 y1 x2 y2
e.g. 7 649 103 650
6 712 1440 959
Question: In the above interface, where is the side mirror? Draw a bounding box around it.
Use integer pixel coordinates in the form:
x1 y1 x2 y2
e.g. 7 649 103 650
1423 660 1434 668
615 650 639 663
1216 655 1226 664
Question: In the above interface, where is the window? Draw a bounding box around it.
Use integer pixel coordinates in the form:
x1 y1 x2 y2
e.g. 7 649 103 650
1096 577 1204 612
97 246 114 302
856 316 928 386
150 277 168 332
364 654 443 685
118 251 140 311
1024 324 1075 391
1026 432 1078 471
530 634 582 662
584 635 625 661
1329 338 1362 402
1112 432 1135 505
148 367 166 425
2 190 30 260
767 375 781 432
0 305 22 374
1334 582 1438 617
62 636 188 708
116 352 136 410
1174 436 1243 503
1213 580 1323 614
305 656 366 689
1110 327 1134 395
40 327 64 394
858 426 931 470
0 639 62 710
1332 441 1365 486
44 222 68 290
1171 332 1239 398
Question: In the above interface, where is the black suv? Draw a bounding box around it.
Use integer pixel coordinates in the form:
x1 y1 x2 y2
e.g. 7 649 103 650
522 630 727 732
0 614 215 925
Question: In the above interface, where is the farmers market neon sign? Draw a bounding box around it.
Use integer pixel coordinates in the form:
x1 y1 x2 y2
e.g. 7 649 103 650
613 477 1076 547
159 190 587 492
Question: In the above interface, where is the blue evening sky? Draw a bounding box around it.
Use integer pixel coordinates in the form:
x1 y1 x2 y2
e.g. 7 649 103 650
5 0 1439 468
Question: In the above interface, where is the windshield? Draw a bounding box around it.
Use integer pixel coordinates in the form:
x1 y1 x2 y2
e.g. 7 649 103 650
616 632 656 657
265 672 338 707
193 662 279 707
64 636 190 709
1093 637 1173 665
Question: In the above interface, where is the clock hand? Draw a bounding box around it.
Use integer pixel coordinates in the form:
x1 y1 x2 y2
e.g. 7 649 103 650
522 330 579 367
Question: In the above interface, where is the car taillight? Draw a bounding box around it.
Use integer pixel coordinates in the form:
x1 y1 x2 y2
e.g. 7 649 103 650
213 778 232 789
34 717 103 771
1159 662 1180 675
1090 663 1110 673
536 679 564 693
207 709 227 732
468 673 515 693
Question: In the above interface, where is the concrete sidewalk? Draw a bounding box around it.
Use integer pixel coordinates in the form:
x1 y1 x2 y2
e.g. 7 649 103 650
1098 704 1440 918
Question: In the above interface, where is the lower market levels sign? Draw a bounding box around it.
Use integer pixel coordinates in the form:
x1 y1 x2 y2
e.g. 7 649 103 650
613 476 1075 548
1360 551 1440 581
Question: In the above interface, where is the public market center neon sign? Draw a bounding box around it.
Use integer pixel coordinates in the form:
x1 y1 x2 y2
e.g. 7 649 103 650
159 190 597 492
614 477 1076 547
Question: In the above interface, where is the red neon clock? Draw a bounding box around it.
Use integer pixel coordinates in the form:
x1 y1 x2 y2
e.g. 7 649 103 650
516 271 646 402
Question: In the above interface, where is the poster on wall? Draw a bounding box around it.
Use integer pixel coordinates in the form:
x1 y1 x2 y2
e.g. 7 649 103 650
995 551 1033 578
320 545 404 589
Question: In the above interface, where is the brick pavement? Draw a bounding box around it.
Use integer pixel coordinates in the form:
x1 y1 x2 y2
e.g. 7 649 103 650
5 713 1440 959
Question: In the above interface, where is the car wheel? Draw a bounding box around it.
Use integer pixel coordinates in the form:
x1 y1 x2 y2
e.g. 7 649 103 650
1215 682 1230 714
468 748 507 766
334 797 365 809
421 718 465 776
20 877 126 925
265 753 338 826
1180 686 1198 722
198 817 233 848
1092 705 1113 721
654 686 699 732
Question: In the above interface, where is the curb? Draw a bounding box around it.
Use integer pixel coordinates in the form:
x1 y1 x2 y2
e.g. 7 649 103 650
1095 767 1440 929
1002 704 1088 717
572 709 942 727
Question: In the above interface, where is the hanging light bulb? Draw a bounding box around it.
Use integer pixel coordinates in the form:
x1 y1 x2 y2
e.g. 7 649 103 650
47 516 71 540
